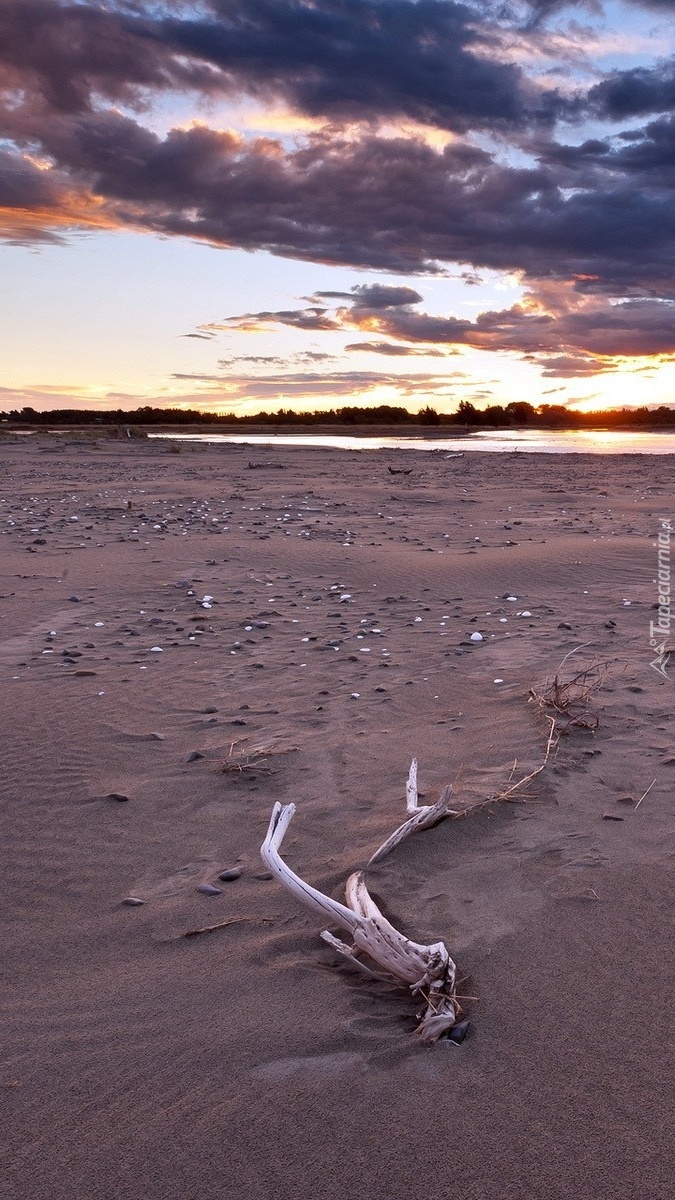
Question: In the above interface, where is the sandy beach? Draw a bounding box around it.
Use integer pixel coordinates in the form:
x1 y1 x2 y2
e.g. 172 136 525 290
2 433 674 1200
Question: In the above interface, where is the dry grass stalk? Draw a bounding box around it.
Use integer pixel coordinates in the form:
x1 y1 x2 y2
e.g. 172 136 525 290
528 646 609 735
221 738 298 774
493 715 558 802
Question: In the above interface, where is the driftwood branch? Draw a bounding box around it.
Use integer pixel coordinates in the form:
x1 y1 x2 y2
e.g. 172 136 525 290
260 766 460 1043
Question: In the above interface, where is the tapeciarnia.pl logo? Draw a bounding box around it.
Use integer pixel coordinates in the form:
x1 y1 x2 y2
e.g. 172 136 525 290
650 519 672 678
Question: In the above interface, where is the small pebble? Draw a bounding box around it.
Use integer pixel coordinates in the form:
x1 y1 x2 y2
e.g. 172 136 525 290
470 632 483 642
107 792 130 802
122 897 145 906
196 883 222 896
558 622 572 630
186 751 205 763
602 811 625 821
218 866 244 882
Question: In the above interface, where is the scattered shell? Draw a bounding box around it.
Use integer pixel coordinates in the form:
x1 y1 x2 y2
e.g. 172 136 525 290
470 632 483 642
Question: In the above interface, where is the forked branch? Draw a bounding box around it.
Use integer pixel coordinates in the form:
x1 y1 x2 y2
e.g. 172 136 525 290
260 786 459 1044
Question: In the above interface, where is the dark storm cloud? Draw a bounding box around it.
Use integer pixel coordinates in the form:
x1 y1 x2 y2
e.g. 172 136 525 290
0 148 63 209
222 283 675 373
3 103 675 291
0 0 221 115
215 305 342 331
348 290 675 360
0 0 574 131
588 60 675 121
142 0 574 133
345 341 448 355
539 116 675 188
532 354 608 377
321 284 424 308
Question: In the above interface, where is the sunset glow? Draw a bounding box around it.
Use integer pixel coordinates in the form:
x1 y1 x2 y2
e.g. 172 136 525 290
1 1 674 416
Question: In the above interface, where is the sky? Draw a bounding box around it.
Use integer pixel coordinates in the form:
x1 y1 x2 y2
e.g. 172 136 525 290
1 0 675 416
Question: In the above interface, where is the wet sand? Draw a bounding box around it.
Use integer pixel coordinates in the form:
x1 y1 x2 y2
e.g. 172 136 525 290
2 433 674 1200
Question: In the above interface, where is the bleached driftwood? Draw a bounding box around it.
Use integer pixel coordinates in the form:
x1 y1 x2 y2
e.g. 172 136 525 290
367 758 458 865
260 770 459 1043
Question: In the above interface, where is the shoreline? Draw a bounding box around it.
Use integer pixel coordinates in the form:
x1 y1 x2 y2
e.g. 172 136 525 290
5 423 675 458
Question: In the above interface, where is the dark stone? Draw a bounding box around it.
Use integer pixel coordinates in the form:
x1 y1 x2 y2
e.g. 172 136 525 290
218 867 244 882
448 1019 471 1044
196 883 222 896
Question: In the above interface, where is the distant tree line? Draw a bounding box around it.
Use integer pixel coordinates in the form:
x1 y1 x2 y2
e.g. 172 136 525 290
3 400 675 429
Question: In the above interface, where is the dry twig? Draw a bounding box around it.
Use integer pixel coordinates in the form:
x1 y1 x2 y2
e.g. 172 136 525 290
182 916 273 938
634 779 656 810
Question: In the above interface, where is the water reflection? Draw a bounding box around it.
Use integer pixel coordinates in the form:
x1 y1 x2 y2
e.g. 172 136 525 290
150 429 675 455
